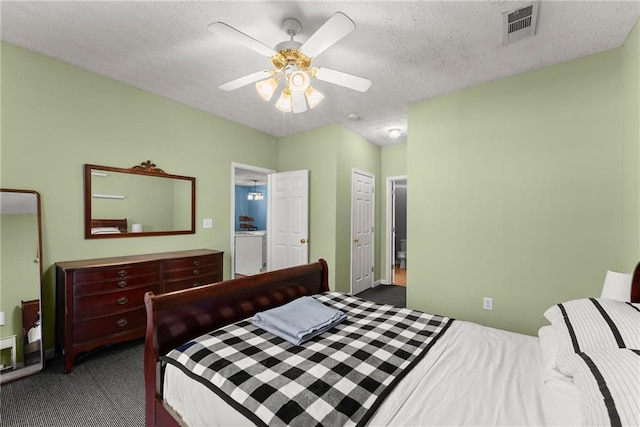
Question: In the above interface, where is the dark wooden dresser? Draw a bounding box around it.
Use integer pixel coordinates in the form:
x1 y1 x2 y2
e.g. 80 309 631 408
56 249 223 373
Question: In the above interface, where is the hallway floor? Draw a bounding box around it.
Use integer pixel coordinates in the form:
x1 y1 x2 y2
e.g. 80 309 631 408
394 264 406 286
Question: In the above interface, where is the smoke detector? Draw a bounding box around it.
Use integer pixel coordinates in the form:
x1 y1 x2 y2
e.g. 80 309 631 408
503 2 539 45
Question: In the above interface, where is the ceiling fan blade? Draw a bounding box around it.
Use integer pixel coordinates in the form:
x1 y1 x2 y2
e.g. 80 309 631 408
300 12 355 59
313 67 372 92
291 91 308 114
219 70 271 91
207 22 278 58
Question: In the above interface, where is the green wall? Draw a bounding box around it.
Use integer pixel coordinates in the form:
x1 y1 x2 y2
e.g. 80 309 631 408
279 125 382 292
621 19 640 268
1 42 279 351
278 126 339 288
335 127 381 293
381 143 407 180
407 29 640 336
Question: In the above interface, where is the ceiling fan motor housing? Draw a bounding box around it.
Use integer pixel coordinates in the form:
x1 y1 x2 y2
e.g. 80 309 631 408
271 18 311 70
282 18 302 38
271 45 311 70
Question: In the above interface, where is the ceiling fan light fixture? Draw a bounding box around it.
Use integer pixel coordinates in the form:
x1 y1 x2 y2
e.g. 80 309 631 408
213 12 367 115
255 77 279 101
289 70 310 92
305 86 324 109
276 88 293 112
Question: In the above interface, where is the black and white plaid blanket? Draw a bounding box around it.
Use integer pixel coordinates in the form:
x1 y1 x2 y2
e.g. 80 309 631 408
162 292 454 427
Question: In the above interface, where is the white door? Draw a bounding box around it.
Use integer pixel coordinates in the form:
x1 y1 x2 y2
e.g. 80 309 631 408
268 170 309 271
351 170 374 294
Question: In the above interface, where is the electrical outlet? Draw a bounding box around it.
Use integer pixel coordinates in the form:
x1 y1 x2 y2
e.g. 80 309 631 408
203 218 213 228
483 297 493 311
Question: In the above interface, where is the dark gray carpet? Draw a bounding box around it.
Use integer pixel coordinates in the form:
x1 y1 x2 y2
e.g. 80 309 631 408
0 339 144 427
355 284 406 307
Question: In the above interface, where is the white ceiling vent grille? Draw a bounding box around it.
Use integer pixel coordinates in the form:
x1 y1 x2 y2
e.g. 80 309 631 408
503 2 539 45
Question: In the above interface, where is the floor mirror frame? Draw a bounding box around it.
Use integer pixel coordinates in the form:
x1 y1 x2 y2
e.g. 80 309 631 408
0 188 44 384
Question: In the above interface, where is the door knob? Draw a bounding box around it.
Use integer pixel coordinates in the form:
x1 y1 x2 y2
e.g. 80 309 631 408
354 238 359 243
300 238 306 244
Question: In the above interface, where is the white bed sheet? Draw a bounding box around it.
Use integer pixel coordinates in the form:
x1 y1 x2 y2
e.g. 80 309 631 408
163 320 582 426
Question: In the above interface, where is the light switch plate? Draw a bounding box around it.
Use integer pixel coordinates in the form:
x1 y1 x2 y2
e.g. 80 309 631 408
203 218 213 228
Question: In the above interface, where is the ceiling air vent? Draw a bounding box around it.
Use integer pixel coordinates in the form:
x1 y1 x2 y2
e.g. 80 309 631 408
503 2 539 45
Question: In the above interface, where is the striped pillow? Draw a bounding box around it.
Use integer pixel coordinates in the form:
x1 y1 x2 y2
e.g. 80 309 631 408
560 349 640 427
543 298 640 375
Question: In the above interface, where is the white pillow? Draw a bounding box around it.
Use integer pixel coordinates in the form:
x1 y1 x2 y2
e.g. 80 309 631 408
560 349 640 426
543 298 640 376
91 227 122 234
601 270 632 302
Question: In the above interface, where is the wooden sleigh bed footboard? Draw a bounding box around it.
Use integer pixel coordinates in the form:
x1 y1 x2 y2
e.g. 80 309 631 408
144 259 330 427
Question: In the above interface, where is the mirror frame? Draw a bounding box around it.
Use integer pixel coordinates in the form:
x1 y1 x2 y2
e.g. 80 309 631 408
84 161 196 239
0 188 44 384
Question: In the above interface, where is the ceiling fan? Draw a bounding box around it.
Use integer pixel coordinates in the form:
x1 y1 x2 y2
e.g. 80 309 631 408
208 12 372 113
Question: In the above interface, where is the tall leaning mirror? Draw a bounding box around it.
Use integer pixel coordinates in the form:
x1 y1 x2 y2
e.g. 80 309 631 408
0 189 44 383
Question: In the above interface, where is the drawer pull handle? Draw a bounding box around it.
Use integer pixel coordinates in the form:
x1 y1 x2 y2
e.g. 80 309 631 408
117 281 127 288
192 282 201 288
118 270 127 277
116 296 129 305
193 260 200 266
193 269 200 275
116 318 128 327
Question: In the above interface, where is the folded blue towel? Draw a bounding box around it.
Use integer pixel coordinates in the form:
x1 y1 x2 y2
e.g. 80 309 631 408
251 296 347 345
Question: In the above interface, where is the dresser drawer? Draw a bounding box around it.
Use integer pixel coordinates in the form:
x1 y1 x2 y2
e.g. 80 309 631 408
73 263 159 284
163 254 221 270
74 285 159 319
74 273 159 296
163 263 221 281
73 309 146 343
163 274 221 293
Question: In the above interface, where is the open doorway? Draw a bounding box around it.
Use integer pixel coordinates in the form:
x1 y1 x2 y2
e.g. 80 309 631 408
231 163 274 278
386 176 407 286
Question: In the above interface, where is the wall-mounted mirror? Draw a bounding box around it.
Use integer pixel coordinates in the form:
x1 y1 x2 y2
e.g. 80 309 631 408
0 189 44 383
84 161 195 239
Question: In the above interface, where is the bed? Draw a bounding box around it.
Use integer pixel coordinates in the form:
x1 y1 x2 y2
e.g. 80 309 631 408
90 218 127 234
144 259 640 426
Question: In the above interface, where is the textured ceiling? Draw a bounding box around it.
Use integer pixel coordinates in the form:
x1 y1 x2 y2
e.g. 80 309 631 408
1 1 638 146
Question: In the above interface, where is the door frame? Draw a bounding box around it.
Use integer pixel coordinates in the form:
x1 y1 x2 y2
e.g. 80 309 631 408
385 175 407 284
350 168 375 295
230 162 276 278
